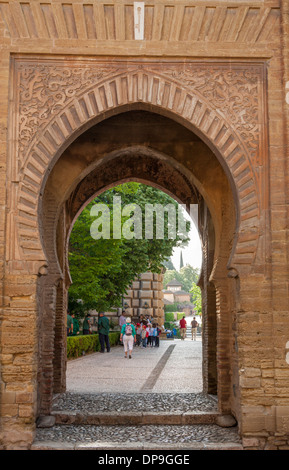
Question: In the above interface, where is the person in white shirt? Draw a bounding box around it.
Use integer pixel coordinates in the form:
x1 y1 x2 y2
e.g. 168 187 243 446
119 311 126 329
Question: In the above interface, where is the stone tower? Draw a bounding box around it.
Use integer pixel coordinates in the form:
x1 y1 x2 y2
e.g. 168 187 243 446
123 272 164 325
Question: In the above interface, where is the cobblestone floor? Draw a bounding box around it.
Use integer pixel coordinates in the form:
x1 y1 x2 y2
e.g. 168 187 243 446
33 392 241 448
52 391 218 413
34 340 242 449
35 423 241 446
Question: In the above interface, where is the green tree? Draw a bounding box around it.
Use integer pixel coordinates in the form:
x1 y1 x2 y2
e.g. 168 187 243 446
163 265 200 294
68 183 190 315
190 282 202 316
163 258 176 270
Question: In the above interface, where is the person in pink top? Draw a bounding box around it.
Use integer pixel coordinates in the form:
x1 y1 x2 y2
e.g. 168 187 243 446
179 316 187 340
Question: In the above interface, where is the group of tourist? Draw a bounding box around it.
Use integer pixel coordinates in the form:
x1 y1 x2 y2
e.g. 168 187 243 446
67 312 98 336
119 312 162 359
66 310 162 359
67 309 199 360
68 310 112 353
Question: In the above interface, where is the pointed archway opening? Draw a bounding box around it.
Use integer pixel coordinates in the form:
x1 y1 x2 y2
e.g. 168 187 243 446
38 108 238 425
65 181 204 393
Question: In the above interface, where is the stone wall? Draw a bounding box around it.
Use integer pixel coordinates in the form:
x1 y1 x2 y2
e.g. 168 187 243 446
88 272 165 331
123 272 164 325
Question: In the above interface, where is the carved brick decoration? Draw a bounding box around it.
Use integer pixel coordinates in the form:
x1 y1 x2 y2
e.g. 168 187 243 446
160 66 262 167
8 57 268 276
0 2 280 44
17 64 117 160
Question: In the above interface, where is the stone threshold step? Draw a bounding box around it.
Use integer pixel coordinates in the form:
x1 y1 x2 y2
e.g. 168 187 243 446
31 440 243 451
51 411 220 426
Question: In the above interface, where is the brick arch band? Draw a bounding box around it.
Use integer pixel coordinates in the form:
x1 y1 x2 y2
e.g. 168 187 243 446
60 148 201 278
10 58 266 275
66 148 199 227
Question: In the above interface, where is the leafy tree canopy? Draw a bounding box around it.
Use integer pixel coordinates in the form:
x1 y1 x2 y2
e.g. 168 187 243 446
190 282 202 316
68 183 190 316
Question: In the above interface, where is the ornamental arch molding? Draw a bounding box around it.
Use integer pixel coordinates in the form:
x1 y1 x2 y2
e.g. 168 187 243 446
8 57 268 277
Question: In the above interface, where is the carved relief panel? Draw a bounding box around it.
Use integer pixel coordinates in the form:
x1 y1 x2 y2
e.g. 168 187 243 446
8 57 268 274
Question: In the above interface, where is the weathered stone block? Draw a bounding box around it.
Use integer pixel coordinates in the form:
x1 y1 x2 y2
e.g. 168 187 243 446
242 406 275 434
124 290 133 299
141 281 151 290
242 437 261 448
140 299 151 308
139 290 153 299
243 367 262 378
140 273 153 281
0 404 19 417
152 281 161 290
138 308 153 317
239 376 261 388
276 406 289 433
16 392 34 404
1 391 15 404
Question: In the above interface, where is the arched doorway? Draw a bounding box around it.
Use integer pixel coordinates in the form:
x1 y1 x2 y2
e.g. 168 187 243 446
5 58 267 445
38 108 237 419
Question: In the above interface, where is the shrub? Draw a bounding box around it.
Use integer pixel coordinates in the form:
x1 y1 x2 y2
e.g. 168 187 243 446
165 312 175 322
164 303 179 313
164 321 176 330
67 332 120 359
109 332 121 347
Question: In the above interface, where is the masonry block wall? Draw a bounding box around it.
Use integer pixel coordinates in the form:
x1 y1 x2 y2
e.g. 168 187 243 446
123 272 164 325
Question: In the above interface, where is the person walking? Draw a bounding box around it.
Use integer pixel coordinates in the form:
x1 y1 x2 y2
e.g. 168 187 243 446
98 312 110 353
136 323 142 346
141 325 147 348
120 317 136 358
67 311 73 336
83 314 91 335
191 316 199 341
152 323 160 347
146 323 152 347
119 310 126 329
148 324 154 347
179 315 187 340
154 323 161 347
71 313 80 336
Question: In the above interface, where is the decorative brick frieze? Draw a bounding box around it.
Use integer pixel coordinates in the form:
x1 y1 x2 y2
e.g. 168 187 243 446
8 57 268 276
